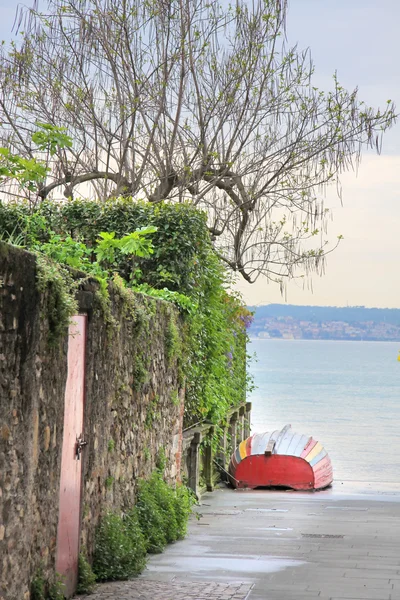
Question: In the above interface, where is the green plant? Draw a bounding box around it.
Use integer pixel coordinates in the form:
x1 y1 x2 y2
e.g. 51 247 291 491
145 395 160 429
47 573 65 600
0 226 25 248
170 390 180 406
133 283 196 314
135 475 168 553
0 147 48 191
93 510 147 581
156 447 167 472
76 551 97 594
105 476 114 490
37 235 93 269
31 122 73 156
0 205 159 343
31 567 46 600
0 199 210 298
107 439 115 452
136 471 195 553
35 253 78 344
30 567 66 600
95 227 157 264
93 287 115 328
174 484 196 539
183 248 253 427
33 226 158 341
133 353 149 391
34 227 157 288
164 314 181 364
0 123 72 192
112 273 137 322
150 474 179 544
0 198 253 428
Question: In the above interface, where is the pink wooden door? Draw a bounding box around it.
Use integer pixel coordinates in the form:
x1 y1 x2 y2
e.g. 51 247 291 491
56 315 87 597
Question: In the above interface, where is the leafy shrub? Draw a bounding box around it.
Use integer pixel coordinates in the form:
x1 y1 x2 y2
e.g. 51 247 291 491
174 484 196 539
105 476 114 490
136 471 195 553
35 253 79 344
135 475 168 553
183 249 252 426
76 552 97 594
47 574 65 600
165 314 181 364
0 124 72 193
148 473 179 544
93 509 147 581
30 567 65 600
31 568 46 600
0 197 253 426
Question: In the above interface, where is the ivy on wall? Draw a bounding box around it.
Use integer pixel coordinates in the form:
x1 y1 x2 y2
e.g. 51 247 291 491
0 198 253 426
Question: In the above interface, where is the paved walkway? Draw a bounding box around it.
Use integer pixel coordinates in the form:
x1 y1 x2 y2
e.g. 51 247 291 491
77 579 252 599
78 482 400 600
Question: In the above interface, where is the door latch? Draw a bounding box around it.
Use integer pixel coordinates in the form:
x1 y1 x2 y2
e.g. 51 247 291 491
76 434 88 460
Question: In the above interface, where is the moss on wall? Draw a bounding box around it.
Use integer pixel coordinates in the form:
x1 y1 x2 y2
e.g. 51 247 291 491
0 243 184 598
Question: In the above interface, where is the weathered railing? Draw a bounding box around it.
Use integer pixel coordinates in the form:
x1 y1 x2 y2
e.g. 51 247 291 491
182 401 252 497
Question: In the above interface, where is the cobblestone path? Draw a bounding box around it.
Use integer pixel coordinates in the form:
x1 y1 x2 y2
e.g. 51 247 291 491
76 579 253 600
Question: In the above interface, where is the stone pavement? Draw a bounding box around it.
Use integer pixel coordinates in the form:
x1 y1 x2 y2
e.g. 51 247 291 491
77 579 253 600
77 482 400 600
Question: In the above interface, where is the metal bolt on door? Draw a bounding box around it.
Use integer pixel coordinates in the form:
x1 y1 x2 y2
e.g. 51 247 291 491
56 316 87 597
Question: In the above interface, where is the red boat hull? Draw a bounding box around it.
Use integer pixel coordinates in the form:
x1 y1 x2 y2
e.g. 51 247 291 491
232 454 315 490
228 426 333 491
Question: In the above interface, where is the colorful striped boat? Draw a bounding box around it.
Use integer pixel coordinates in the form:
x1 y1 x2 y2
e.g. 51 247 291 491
228 425 333 491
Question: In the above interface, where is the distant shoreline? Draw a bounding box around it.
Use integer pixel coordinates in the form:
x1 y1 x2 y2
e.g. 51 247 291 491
248 303 400 343
249 336 400 343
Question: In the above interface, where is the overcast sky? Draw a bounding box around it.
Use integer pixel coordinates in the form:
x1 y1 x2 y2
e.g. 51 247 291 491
1 1 399 308
239 0 400 308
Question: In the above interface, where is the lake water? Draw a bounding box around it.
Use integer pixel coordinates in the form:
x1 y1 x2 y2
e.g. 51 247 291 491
249 339 400 489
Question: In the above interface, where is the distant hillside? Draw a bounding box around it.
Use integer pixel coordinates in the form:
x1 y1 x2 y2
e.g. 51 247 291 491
248 304 400 341
249 304 400 325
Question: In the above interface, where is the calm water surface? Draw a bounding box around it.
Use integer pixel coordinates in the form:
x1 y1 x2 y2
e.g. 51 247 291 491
249 339 400 486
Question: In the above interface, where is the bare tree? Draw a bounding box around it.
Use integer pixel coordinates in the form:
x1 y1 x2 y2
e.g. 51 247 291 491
0 0 396 283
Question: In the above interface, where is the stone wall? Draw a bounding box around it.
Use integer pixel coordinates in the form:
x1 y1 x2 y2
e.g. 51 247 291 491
0 243 184 600
0 243 68 600
79 280 185 555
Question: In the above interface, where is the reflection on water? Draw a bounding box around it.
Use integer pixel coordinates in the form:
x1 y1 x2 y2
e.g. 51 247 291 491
249 339 400 485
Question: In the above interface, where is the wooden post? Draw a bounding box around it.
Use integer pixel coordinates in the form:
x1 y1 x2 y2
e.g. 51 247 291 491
239 405 245 442
245 402 252 439
204 426 215 492
229 412 238 455
188 431 202 497
216 424 229 481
